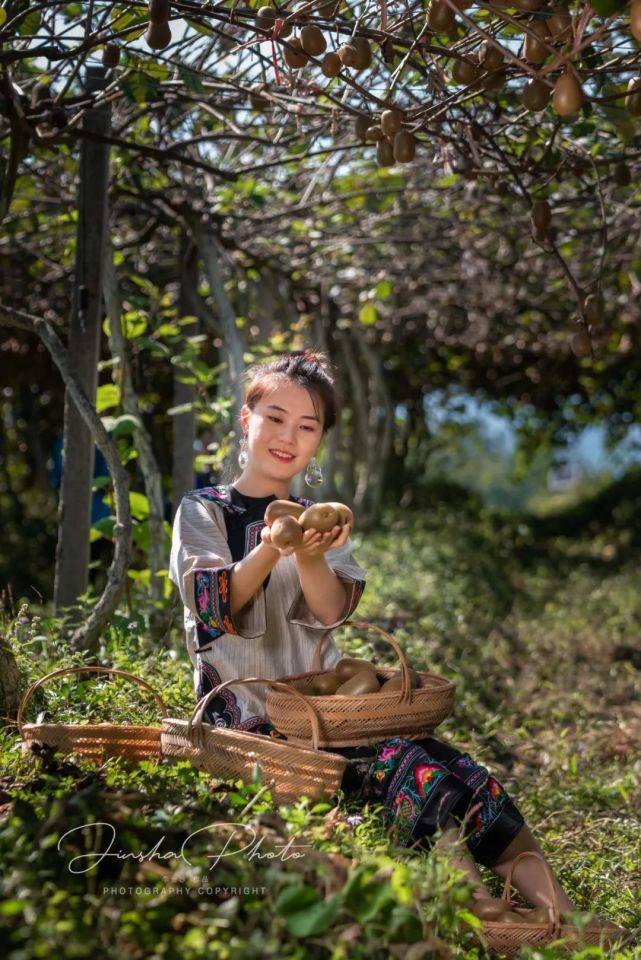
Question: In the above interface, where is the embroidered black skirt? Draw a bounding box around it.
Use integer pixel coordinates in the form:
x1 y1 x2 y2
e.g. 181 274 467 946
335 735 525 868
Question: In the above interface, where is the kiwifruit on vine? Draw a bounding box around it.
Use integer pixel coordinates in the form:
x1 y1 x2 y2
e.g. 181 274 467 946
571 330 592 357
531 199 552 232
321 52 342 77
523 20 550 65
393 130 416 163
584 293 604 325
625 77 641 116
300 24 327 56
145 20 172 50
377 138 395 166
148 0 170 23
354 114 371 141
521 79 551 112
337 43 359 67
283 37 309 69
380 108 403 137
552 72 584 117
632 0 641 42
256 5 277 30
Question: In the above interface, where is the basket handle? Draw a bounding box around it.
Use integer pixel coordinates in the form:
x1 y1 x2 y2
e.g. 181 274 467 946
187 677 324 749
500 850 561 935
312 619 414 704
17 665 168 737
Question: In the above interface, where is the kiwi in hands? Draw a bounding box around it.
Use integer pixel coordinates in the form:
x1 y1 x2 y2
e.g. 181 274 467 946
270 515 304 549
299 503 339 532
264 500 305 526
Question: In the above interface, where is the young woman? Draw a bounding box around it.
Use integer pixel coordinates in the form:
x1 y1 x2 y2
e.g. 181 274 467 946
169 349 616 930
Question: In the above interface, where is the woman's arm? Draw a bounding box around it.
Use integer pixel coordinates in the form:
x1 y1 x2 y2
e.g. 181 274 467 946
295 553 349 626
229 540 281 616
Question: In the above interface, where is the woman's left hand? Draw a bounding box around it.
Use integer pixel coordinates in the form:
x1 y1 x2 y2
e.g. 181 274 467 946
293 523 351 560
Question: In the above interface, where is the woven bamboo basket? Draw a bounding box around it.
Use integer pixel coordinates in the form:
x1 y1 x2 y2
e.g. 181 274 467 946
161 677 347 803
475 850 626 957
265 619 456 748
18 666 168 764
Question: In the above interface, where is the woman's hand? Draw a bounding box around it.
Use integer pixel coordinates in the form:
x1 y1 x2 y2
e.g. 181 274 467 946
260 523 351 559
294 523 351 561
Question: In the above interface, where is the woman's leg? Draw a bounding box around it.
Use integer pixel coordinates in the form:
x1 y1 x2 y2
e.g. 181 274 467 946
489 822 577 913
433 818 493 900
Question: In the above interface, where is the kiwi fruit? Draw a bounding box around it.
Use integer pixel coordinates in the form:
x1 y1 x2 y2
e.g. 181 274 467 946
633 0 641 42
393 130 416 163
337 43 358 67
548 9 572 44
379 667 420 692
299 503 339 532
335 657 377 682
625 77 641 117
148 0 170 23
502 911 527 923
520 906 551 924
335 670 381 695
524 20 550 64
571 330 591 357
325 502 354 527
470 898 513 921
613 161 631 186
552 73 583 117
321 52 342 77
521 79 550 112
300 24 326 56
517 0 544 9
311 671 342 695
145 20 172 49
531 199 551 231
365 124 385 142
380 108 403 137
316 0 341 15
452 58 479 85
264 500 305 526
585 293 604 325
352 36 373 71
427 0 455 32
283 36 309 68
478 40 504 71
270 514 304 550
377 138 395 166
101 43 120 68
256 6 277 29
481 68 507 92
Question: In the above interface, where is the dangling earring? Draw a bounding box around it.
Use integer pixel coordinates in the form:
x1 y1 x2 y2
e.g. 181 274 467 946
238 435 249 469
304 456 323 487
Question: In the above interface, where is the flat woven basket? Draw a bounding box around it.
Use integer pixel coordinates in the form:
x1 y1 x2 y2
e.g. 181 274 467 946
265 619 456 748
475 850 625 957
18 666 168 764
161 677 347 803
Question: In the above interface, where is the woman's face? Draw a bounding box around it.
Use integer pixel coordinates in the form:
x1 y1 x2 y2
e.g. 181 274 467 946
241 381 324 480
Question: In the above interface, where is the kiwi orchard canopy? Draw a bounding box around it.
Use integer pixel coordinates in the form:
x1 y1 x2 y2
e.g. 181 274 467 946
1 0 640 411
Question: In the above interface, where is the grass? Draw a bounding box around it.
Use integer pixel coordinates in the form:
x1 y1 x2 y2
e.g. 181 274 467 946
1 501 640 959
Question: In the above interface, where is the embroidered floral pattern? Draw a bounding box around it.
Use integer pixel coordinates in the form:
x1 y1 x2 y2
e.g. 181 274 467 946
197 660 282 734
194 566 238 635
360 736 524 859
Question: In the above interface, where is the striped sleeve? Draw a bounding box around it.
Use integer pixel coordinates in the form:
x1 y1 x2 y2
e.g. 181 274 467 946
169 495 266 640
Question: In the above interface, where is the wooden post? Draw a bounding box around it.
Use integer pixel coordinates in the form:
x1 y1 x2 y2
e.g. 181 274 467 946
54 67 111 611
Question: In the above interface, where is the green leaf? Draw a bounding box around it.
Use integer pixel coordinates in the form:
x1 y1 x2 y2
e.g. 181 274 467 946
275 885 339 937
18 10 41 34
0 9 7 28
129 492 150 521
112 414 141 436
358 303 377 326
375 279 392 299
343 866 395 922
186 16 215 36
590 0 626 15
96 383 121 413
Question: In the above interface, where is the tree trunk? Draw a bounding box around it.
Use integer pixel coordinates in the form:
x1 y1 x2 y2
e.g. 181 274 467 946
103 234 168 641
172 238 199 516
355 334 394 523
0 306 132 654
54 92 111 613
193 229 245 445
0 634 20 724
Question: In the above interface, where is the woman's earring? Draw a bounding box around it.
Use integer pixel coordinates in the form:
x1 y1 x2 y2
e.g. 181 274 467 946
238 435 249 469
304 456 323 487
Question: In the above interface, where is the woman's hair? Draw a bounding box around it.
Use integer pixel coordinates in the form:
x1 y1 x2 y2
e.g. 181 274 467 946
243 350 339 434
